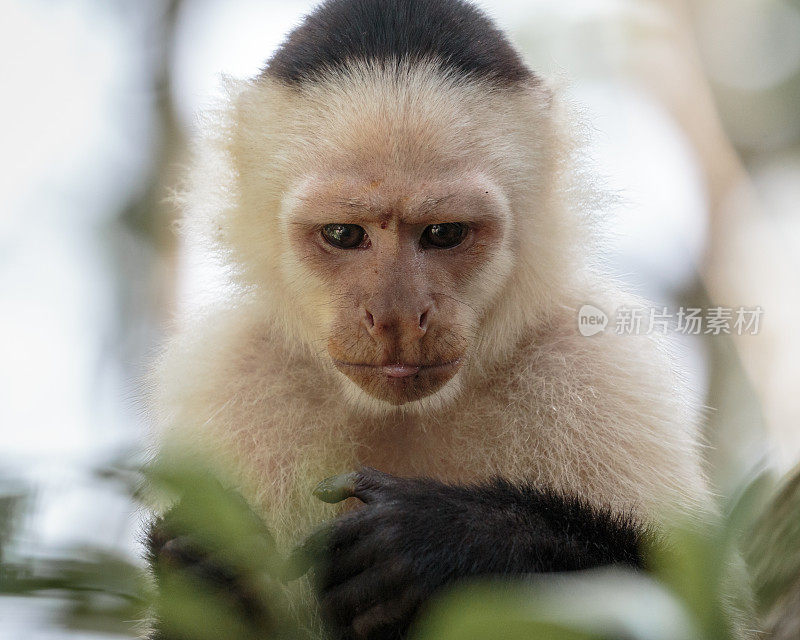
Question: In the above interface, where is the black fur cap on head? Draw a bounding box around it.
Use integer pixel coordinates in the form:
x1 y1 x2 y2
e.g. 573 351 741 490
262 0 535 87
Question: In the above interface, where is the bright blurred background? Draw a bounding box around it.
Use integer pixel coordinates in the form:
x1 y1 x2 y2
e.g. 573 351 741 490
1 0 799 637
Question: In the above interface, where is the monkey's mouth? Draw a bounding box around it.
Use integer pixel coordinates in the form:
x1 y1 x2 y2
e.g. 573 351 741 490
332 358 463 405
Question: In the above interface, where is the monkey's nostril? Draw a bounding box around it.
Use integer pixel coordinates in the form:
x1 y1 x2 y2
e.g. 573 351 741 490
419 309 429 331
365 310 375 328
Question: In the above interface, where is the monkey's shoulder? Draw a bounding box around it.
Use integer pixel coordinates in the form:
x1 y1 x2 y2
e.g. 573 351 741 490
151 308 331 422
502 305 684 391
481 303 699 443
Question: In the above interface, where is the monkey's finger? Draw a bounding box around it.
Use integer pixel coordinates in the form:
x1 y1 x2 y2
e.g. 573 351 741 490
281 523 333 582
318 534 384 591
313 472 361 503
314 467 397 504
320 562 407 626
348 588 417 640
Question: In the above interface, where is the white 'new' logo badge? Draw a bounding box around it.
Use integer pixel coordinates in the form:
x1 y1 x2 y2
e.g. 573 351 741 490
578 305 608 337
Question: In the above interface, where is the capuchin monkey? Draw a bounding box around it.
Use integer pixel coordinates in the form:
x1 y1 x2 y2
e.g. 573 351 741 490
146 0 723 638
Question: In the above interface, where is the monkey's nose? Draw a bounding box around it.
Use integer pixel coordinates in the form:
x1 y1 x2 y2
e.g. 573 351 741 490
362 306 430 339
418 308 430 332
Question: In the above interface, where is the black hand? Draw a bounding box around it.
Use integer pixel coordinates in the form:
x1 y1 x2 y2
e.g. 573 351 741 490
291 468 646 640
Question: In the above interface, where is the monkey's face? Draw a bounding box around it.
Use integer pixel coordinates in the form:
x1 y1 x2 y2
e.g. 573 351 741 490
226 70 557 407
285 172 513 407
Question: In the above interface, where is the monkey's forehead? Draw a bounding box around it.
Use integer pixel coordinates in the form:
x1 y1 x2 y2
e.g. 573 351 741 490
261 0 536 90
281 171 512 227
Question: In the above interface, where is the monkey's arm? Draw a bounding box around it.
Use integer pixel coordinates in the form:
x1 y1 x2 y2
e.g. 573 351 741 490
146 516 277 640
144 483 289 640
295 468 647 640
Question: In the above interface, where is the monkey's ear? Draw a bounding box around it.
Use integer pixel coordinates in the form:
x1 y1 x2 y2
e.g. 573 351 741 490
312 467 399 504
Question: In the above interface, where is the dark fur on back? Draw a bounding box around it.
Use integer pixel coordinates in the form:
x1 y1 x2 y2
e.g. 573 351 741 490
263 0 534 87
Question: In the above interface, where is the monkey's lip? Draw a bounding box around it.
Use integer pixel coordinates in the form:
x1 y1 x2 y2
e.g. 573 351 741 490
332 359 462 378
331 357 464 404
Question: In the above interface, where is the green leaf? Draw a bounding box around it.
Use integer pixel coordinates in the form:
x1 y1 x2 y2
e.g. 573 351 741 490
412 569 698 640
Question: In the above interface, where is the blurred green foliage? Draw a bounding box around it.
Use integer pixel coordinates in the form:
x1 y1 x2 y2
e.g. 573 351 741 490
0 454 797 640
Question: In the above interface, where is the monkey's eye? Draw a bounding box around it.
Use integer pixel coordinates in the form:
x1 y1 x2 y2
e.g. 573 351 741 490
421 223 468 249
321 224 368 249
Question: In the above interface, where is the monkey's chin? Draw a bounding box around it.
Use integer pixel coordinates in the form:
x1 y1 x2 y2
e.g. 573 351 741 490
332 359 463 407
